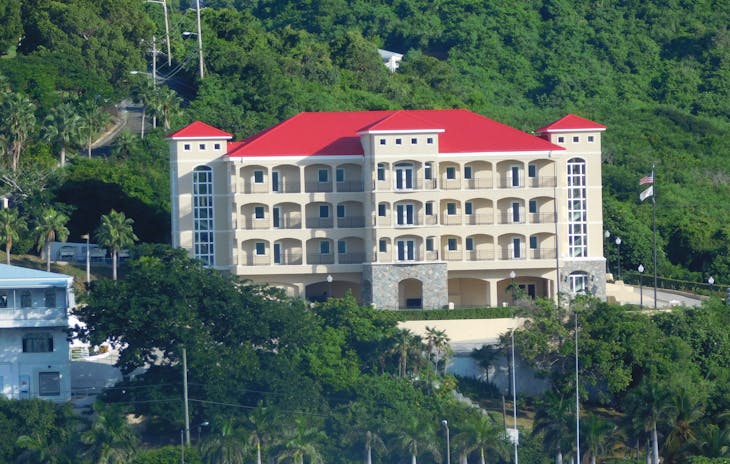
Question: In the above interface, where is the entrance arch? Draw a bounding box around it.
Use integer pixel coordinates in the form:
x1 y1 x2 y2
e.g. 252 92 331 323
398 279 423 309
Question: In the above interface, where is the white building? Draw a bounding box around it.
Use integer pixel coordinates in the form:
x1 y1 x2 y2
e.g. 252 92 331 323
0 264 74 401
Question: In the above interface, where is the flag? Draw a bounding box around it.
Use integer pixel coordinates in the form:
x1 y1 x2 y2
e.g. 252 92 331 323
640 185 653 202
640 173 654 185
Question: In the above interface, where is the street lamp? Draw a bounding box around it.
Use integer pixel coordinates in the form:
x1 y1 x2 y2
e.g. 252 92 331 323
326 274 333 299
604 231 611 274
615 237 622 281
197 421 209 444
511 323 519 464
146 0 171 67
509 270 516 302
182 0 205 79
81 234 90 285
708 276 715 292
638 264 645 308
441 420 450 464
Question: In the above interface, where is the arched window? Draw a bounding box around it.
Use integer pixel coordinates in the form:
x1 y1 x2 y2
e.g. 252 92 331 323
569 271 589 294
567 158 587 257
193 166 214 266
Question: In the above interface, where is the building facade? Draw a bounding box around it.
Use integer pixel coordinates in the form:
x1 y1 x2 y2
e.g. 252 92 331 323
168 110 606 309
0 264 74 401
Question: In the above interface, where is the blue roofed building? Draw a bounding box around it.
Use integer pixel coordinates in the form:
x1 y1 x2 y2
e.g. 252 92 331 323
0 264 74 402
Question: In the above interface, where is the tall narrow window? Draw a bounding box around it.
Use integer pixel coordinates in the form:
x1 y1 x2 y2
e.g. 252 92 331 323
378 203 386 217
466 238 474 251
320 240 330 255
447 238 457 251
272 171 280 192
424 162 433 180
377 163 385 181
528 164 537 178
425 238 434 251
379 239 387 252
337 204 346 218
336 168 345 183
337 240 346 254
44 290 56 308
273 207 281 228
529 200 537 214
464 166 473 179
425 202 433 216
193 166 214 265
530 235 538 249
465 202 473 215
319 205 329 218
567 158 588 257
511 166 520 187
513 237 522 259
274 243 282 263
512 202 520 223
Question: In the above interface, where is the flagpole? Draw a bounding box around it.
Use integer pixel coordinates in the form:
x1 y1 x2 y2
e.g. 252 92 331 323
652 164 657 309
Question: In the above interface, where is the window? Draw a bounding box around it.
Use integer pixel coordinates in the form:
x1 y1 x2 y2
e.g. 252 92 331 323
447 203 457 215
425 238 434 251
587 135 595 143
337 204 345 218
570 272 589 294
411 138 417 144
567 158 588 257
511 166 520 187
529 200 537 214
320 241 330 254
214 143 221 150
528 164 537 178
254 170 264 183
465 202 473 215
254 206 265 219
377 163 385 181
318 169 329 183
255 242 266 255
336 168 345 183
512 202 520 222
273 243 281 263
446 166 456 180
572 136 580 143
378 204 386 217
396 203 415 225
193 166 214 266
424 162 432 180
379 239 387 252
184 144 191 151
447 238 457 251
379 138 386 145
0 292 6 308
23 333 53 353
337 240 346 254
396 239 415 261
427 137 434 144
273 207 281 228
38 372 61 397
199 143 206 150
513 237 522 259
395 138 402 145
319 205 329 218
21 291 31 308
466 238 474 251
425 202 433 216
557 136 565 143
44 290 56 308
464 166 473 179
530 235 538 249
394 163 414 190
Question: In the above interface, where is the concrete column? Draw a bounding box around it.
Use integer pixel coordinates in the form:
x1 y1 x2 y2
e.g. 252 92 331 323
488 279 499 308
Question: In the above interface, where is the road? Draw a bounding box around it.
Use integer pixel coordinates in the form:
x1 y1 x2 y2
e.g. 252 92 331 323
607 281 704 308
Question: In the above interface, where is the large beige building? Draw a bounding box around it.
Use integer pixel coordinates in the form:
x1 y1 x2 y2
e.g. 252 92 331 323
167 110 606 309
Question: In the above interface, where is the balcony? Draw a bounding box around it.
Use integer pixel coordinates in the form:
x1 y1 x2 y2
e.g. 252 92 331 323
528 212 557 224
339 252 366 264
306 217 334 229
307 253 335 265
466 250 495 261
0 307 67 328
527 176 557 188
464 178 493 189
337 216 365 228
529 248 557 259
498 214 526 225
275 181 301 193
465 214 494 225
275 252 303 265
274 217 302 229
305 182 333 193
244 255 271 266
243 219 270 229
336 181 364 192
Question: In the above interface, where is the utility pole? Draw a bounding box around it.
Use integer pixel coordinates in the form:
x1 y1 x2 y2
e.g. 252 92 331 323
195 0 204 79
152 35 157 87
183 347 191 446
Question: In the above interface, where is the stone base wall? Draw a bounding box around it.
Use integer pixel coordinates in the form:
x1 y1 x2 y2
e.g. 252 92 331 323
363 262 448 309
559 259 607 300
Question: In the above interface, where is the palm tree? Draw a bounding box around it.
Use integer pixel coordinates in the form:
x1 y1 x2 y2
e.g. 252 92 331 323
157 86 182 130
0 207 26 264
390 329 425 378
42 102 82 166
276 417 325 464
532 391 574 464
693 424 730 458
581 414 618 464
0 92 36 171
456 412 509 464
130 78 155 137
623 380 676 464
111 129 140 158
245 403 277 464
663 388 705 461
79 100 110 157
425 326 451 374
80 402 139 464
394 416 441 464
95 209 138 280
201 421 248 464
33 207 69 271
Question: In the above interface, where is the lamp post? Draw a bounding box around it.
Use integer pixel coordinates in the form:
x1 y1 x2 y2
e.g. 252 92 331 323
604 230 611 274
638 264 645 308
509 270 516 302
615 237 622 281
441 420 450 464
146 0 171 66
511 323 519 464
709 276 715 293
197 421 209 444
81 234 90 285
326 274 333 299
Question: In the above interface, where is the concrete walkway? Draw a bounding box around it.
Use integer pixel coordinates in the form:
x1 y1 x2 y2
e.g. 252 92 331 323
607 280 704 308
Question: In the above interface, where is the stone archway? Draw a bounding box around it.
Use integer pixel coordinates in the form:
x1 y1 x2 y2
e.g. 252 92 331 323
398 278 423 309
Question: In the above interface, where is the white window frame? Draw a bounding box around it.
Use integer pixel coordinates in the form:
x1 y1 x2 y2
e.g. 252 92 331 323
192 166 215 266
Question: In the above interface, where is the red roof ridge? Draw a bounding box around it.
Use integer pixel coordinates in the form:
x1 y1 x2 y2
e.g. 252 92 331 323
166 121 233 139
360 110 446 133
536 114 607 133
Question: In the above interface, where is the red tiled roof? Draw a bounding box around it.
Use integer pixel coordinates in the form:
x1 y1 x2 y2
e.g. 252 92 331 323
166 121 233 139
226 109 564 157
536 114 607 133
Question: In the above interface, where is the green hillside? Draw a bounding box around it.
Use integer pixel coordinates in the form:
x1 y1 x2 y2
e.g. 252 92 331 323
1 0 728 283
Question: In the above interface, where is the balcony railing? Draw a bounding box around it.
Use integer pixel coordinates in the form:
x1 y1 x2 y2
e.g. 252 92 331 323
0 307 67 327
273 217 302 229
336 181 364 192
443 250 463 261
464 177 493 189
339 252 365 264
244 184 269 194
305 217 334 228
498 176 523 188
306 253 335 264
244 219 270 229
441 179 461 190
527 176 557 188
274 182 301 193
337 216 365 228
275 252 303 265
442 215 462 225
498 214 526 225
466 214 494 225
245 255 271 266
305 182 333 193
465 250 495 261
529 248 557 259
528 212 557 224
